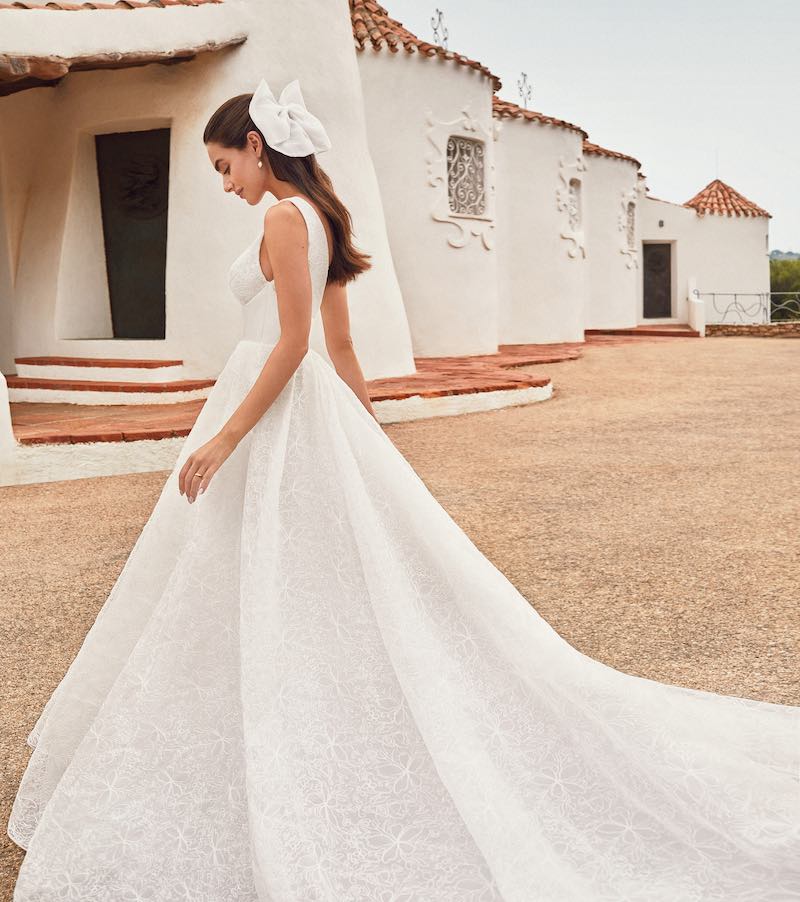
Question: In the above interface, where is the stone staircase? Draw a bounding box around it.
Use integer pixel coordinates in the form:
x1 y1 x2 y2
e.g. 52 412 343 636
7 356 215 405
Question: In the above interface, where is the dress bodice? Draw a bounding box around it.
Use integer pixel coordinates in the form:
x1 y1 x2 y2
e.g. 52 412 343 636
227 195 330 345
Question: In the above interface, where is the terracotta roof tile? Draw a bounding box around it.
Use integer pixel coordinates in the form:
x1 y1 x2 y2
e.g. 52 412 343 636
582 138 641 169
683 178 771 219
351 0 502 92
492 95 588 139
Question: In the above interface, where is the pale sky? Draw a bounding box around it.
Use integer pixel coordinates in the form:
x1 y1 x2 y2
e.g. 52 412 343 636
385 0 799 252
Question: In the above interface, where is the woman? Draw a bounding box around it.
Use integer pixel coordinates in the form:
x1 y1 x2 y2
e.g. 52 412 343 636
7 77 800 901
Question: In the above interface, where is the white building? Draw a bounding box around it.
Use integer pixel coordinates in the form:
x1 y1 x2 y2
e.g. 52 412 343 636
0 0 773 478
0 0 416 386
492 99 589 345
351 0 771 346
640 179 772 327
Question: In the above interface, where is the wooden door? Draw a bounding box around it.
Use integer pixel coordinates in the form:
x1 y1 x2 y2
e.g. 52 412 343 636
643 243 672 318
95 128 170 339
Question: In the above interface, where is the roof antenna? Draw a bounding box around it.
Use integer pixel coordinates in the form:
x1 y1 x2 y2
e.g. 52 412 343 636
431 8 448 50
517 72 532 109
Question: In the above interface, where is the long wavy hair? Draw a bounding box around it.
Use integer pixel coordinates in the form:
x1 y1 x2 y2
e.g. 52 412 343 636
203 93 372 287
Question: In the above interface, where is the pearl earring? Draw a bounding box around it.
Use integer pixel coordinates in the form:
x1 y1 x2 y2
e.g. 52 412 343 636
257 160 263 169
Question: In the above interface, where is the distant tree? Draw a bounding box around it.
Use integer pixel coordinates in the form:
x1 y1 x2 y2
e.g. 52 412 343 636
770 258 800 320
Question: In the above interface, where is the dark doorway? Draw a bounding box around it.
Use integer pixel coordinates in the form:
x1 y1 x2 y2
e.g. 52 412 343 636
642 243 672 318
95 128 170 339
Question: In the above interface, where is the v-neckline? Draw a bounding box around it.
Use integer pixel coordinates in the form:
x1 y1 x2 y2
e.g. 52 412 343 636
254 195 329 285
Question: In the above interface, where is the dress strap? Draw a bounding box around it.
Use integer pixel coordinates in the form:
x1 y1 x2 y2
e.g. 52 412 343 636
281 195 329 272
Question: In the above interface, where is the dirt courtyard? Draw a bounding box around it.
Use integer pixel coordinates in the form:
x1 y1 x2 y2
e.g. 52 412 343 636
1 334 798 894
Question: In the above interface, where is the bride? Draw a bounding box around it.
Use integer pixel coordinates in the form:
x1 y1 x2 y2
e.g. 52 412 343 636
7 77 799 901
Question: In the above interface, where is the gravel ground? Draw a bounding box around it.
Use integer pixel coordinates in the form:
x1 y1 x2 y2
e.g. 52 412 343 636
1 335 798 893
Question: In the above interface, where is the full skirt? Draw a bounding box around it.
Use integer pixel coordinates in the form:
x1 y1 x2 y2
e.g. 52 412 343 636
7 338 800 901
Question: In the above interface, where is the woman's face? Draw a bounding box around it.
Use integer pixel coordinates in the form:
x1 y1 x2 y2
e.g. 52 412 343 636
206 136 264 205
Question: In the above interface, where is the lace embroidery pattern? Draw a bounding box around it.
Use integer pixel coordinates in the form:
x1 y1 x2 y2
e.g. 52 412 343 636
7 192 800 901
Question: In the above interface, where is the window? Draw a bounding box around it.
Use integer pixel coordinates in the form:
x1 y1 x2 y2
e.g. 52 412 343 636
446 135 486 216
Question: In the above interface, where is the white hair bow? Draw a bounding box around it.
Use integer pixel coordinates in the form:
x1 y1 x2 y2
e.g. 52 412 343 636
248 77 331 158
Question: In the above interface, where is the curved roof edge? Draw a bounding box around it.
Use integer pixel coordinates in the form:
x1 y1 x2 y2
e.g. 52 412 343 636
492 95 588 140
582 138 641 169
351 0 502 92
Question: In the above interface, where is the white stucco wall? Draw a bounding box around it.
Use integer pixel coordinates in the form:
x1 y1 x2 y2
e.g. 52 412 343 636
357 50 499 357
0 1 241 57
494 118 586 344
583 153 640 330
0 182 13 375
640 196 770 324
55 129 114 340
0 375 14 471
0 0 416 380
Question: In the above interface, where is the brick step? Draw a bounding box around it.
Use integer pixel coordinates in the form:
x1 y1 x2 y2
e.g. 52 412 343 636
9 340 583 444
7 375 215 406
14 355 184 367
7 376 214 391
13 355 186 384
10 399 204 445
585 324 700 337
369 370 551 401
368 345 566 401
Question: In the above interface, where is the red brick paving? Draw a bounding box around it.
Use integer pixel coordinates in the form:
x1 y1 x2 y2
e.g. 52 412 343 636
367 342 580 402
6 376 215 392
8 335 690 446
10 400 205 445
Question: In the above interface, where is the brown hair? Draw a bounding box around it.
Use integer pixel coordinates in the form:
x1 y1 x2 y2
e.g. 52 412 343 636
203 93 372 287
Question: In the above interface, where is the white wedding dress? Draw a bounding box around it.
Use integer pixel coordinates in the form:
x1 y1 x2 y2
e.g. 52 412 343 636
7 195 800 901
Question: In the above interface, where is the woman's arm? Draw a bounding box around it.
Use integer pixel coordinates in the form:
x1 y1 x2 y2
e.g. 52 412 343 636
220 202 312 444
320 281 377 420
178 202 312 501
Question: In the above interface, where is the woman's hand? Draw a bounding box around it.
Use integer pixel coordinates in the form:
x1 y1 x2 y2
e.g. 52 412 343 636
178 431 239 503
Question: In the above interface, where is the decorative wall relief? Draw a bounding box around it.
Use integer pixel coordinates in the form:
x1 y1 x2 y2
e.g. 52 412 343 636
425 105 496 249
567 178 581 230
556 155 587 258
618 186 639 269
447 136 486 216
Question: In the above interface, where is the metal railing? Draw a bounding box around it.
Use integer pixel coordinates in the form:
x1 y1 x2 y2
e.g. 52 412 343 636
691 290 800 324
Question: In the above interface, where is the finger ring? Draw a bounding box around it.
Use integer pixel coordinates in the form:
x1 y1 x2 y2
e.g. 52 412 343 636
193 473 204 478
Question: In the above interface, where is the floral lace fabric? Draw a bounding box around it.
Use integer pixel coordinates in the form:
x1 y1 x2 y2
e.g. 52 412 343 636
7 197 800 901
